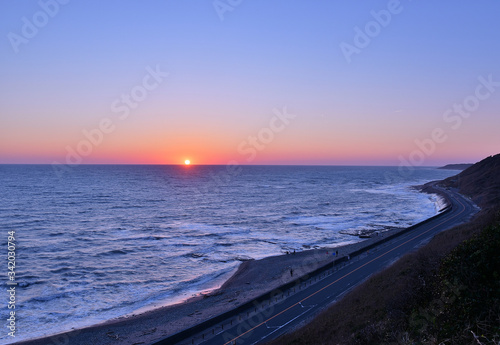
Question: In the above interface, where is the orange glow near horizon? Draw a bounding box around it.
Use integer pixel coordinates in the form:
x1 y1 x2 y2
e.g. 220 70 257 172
2 2 499 167
1 114 497 166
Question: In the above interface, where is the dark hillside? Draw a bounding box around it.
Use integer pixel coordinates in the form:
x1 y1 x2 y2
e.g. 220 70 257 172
441 154 500 208
438 163 473 170
268 154 500 345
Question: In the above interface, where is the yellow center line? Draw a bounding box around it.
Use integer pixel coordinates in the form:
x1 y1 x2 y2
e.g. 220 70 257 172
224 194 466 345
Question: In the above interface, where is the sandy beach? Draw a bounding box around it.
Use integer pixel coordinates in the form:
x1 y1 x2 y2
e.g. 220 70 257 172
12 184 453 345
4 0 495 341
13 222 427 345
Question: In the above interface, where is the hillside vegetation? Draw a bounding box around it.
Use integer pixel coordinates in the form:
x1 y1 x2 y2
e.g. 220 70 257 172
268 154 500 345
442 154 500 208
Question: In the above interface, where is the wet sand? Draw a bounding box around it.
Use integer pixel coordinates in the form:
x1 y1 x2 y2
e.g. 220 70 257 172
13 183 452 345
13 226 417 345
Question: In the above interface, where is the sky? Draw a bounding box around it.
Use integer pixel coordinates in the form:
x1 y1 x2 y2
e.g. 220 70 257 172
1 0 499 166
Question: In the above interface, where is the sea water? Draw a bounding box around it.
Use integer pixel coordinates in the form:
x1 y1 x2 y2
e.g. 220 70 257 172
0 165 458 342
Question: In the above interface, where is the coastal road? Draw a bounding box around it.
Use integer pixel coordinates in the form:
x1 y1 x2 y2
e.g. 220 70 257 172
164 187 477 345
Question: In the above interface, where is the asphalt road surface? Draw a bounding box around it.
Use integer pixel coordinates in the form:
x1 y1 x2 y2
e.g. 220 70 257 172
163 187 477 345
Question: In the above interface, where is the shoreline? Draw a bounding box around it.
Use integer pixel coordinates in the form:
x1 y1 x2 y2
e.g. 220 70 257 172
12 227 430 345
12 243 362 345
12 190 447 345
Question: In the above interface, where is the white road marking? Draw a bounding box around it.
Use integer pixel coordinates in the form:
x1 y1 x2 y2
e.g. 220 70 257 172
251 307 314 345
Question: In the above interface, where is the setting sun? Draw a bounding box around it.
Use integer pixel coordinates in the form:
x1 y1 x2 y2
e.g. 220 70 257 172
184 159 191 165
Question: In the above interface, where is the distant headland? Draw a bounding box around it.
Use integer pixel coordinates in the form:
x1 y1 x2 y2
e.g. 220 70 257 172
438 163 473 170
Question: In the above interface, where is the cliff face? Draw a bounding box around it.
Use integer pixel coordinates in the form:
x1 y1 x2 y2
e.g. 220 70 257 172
441 153 500 208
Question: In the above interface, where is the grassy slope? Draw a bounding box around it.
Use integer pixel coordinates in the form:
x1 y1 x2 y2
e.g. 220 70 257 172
268 155 500 345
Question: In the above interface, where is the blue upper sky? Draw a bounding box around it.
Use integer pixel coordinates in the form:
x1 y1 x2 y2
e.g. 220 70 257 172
1 1 499 165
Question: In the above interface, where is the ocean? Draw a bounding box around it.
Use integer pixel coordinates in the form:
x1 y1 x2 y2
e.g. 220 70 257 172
0 165 458 342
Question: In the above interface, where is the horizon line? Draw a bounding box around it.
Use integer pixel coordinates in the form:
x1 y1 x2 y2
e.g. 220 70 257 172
0 163 471 167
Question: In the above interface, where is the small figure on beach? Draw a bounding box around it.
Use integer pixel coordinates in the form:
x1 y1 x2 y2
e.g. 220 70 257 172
336 250 338 256
290 268 293 277
293 250 296 255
